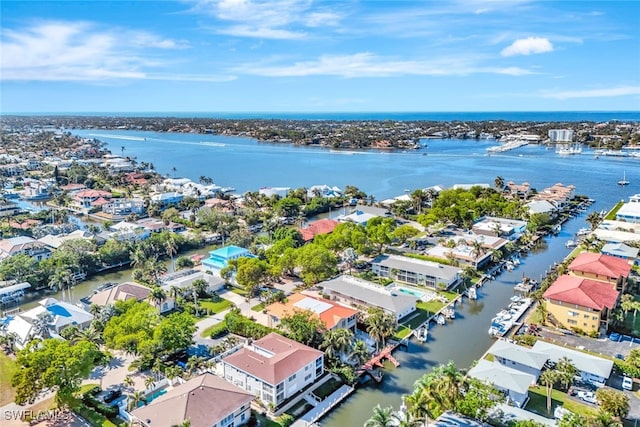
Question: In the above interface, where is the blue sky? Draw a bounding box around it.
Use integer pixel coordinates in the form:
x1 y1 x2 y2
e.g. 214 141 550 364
1 0 639 113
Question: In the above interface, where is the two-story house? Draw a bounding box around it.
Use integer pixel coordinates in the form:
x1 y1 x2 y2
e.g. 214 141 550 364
543 275 619 335
568 252 632 292
371 254 461 290
222 333 324 408
265 293 358 332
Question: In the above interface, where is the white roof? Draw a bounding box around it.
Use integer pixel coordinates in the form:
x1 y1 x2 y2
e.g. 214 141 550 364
617 202 640 219
0 282 31 296
5 315 33 343
489 339 548 370
527 200 557 214
602 242 638 259
468 359 535 395
532 341 613 379
293 297 332 314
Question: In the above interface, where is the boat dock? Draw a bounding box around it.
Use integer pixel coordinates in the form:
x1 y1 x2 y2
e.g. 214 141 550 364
488 296 533 338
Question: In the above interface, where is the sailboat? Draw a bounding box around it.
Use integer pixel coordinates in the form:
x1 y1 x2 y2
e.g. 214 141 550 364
618 171 630 186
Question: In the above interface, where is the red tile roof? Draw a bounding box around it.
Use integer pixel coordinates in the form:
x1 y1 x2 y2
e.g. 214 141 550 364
568 252 631 279
543 275 619 311
75 189 112 199
299 218 339 242
266 293 357 330
223 332 323 385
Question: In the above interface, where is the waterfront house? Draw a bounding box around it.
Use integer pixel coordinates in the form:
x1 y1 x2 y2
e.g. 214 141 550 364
505 181 531 199
615 194 640 223
472 216 527 241
531 341 614 386
222 332 324 407
568 252 631 292
601 242 638 265
488 339 548 380
109 221 151 241
4 297 93 349
259 187 290 198
38 230 99 250
318 275 417 321
533 183 575 208
371 254 462 290
102 198 145 217
202 245 255 275
526 200 558 217
265 293 358 332
0 236 52 261
467 359 535 408
87 281 175 314
592 220 640 244
136 218 186 234
336 209 377 226
298 218 339 242
159 269 226 294
543 275 619 335
151 191 184 208
307 184 342 199
73 189 113 210
130 373 254 427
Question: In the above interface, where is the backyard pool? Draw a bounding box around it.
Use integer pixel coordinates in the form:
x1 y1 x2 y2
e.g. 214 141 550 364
396 286 425 298
140 388 167 406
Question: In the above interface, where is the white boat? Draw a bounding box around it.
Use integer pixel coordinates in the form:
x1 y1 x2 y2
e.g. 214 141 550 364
618 171 630 186
565 240 577 248
436 314 446 325
443 308 455 319
576 228 591 236
467 287 477 300
556 143 582 155
416 326 428 342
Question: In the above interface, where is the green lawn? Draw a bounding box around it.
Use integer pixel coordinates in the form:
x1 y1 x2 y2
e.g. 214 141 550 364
254 412 284 427
313 378 343 400
199 298 232 314
417 300 445 314
200 321 228 338
526 386 597 419
252 302 266 312
400 308 432 330
229 287 248 296
393 325 412 340
605 202 624 220
0 352 17 406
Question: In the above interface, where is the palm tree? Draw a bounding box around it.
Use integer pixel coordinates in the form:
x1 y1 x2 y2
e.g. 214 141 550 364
540 369 560 414
71 327 102 345
366 308 396 351
535 299 548 326
364 404 395 427
556 356 578 390
405 390 434 427
494 176 505 191
171 420 191 427
171 166 178 177
165 237 178 272
149 286 167 309
349 340 370 366
123 375 135 390
144 375 155 390
321 328 354 361
586 211 601 230
128 390 146 410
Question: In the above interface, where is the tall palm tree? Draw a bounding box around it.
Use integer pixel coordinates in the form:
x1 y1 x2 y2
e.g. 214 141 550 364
366 308 396 351
71 327 102 345
405 390 434 427
165 237 178 272
364 404 395 427
556 357 578 390
149 286 167 309
349 340 370 366
128 391 146 410
540 369 560 414
321 328 354 361
586 211 601 231
494 176 505 191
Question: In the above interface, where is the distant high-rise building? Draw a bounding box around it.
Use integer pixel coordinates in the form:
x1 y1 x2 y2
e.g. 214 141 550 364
548 129 574 142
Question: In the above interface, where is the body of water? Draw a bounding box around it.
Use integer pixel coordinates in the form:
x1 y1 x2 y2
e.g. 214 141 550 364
62 128 639 425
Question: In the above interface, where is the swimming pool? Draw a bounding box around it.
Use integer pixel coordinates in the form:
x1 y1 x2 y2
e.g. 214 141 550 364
396 287 425 298
139 388 167 407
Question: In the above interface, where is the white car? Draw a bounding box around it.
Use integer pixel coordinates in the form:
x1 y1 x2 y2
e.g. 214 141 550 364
577 391 598 404
622 376 633 391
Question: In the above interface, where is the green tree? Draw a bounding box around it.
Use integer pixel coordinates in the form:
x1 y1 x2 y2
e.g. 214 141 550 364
349 339 370 366
586 211 601 230
153 312 196 358
12 339 103 404
103 300 159 356
494 176 505 190
589 410 623 427
128 390 146 410
366 217 395 254
556 356 578 390
279 310 326 347
366 307 396 351
0 253 37 283
295 243 337 285
595 388 630 419
540 369 561 414
235 257 269 297
175 256 195 270
321 328 354 361
364 404 395 427
393 224 420 244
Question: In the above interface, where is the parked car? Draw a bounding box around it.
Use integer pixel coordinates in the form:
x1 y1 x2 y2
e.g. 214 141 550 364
622 376 633 391
609 332 621 342
577 391 598 404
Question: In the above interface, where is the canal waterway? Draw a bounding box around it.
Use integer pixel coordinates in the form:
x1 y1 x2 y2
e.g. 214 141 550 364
60 129 638 424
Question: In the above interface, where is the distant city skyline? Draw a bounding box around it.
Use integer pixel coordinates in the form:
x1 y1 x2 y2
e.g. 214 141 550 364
1 0 639 113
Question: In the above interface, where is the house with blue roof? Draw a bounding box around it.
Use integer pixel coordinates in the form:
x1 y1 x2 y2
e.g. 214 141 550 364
202 245 255 275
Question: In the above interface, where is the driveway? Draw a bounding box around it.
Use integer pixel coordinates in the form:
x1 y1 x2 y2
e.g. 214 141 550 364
537 327 640 359
193 309 230 347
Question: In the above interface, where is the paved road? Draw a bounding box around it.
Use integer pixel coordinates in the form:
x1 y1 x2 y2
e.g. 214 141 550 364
538 327 640 359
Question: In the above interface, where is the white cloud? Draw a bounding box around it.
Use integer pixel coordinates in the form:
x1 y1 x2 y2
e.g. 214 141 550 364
542 86 640 100
501 36 553 56
234 53 533 78
190 0 342 39
0 21 232 83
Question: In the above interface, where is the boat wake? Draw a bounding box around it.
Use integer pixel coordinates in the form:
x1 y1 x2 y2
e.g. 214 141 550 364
88 133 146 141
